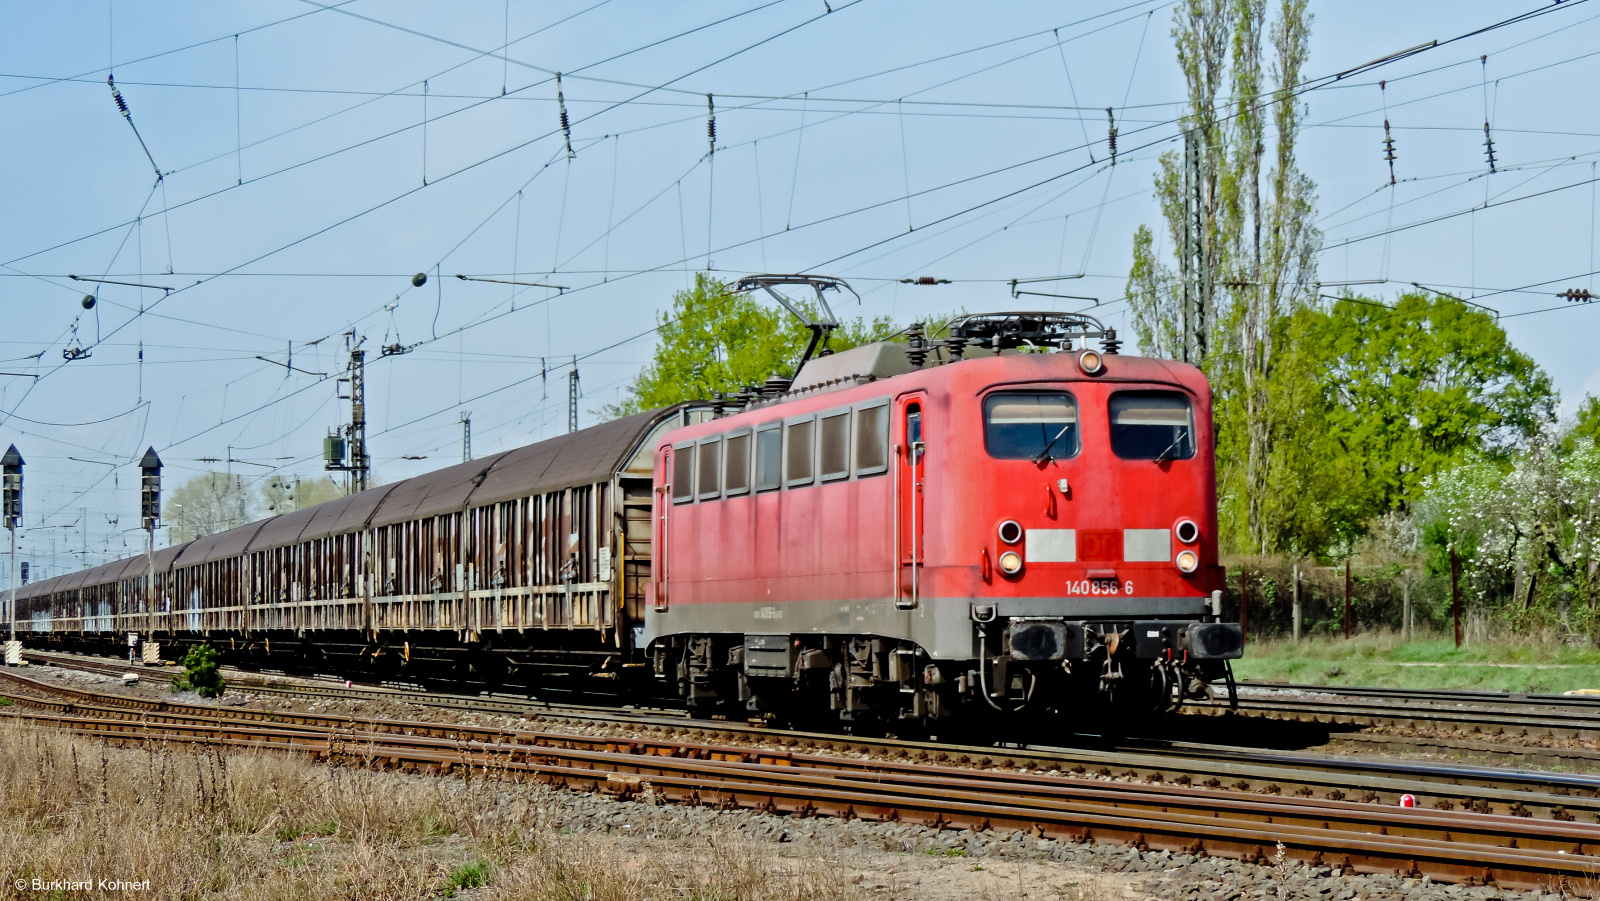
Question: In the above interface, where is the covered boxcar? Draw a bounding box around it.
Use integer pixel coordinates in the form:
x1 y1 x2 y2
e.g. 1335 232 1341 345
14 403 711 684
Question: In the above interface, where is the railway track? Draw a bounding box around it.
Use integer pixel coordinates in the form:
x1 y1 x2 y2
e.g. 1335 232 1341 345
11 671 1598 825
1244 681 1600 709
32 649 1600 738
0 669 1593 891
1203 684 1600 740
16 651 1600 819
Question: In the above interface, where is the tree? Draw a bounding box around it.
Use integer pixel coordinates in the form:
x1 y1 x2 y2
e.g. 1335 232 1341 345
167 472 253 543
1311 293 1554 530
1246 305 1350 555
1126 0 1233 364
260 474 345 514
608 273 897 416
1126 0 1320 554
1569 395 1600 448
1419 434 1600 632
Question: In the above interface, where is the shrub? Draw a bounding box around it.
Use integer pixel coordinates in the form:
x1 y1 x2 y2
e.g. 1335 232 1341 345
441 859 491 896
171 643 225 698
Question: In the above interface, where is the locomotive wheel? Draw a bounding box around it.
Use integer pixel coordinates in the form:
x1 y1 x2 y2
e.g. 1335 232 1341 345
685 699 720 720
1149 663 1181 714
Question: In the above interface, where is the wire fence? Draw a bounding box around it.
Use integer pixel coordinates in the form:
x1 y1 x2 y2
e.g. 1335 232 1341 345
1218 556 1459 641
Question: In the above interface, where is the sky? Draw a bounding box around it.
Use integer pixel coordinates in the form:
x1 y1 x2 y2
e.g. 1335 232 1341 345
1 0 1598 578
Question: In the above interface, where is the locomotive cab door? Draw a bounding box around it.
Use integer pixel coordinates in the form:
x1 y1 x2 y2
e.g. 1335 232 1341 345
896 398 926 608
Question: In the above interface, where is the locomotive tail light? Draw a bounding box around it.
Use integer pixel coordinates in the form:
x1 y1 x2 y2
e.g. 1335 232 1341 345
1175 549 1200 574
1174 519 1200 545
997 520 1023 545
998 551 1024 576
1077 349 1104 375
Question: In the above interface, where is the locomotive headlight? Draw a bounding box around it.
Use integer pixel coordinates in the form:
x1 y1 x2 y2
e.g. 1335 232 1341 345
1077 349 1104 375
1175 549 1200 574
998 551 1023 576
1175 519 1200 545
997 520 1023 545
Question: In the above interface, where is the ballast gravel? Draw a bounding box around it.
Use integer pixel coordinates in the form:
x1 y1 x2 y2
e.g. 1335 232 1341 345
432 773 1573 901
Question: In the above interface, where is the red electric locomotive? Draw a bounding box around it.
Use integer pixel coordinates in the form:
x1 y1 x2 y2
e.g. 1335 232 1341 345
645 298 1242 727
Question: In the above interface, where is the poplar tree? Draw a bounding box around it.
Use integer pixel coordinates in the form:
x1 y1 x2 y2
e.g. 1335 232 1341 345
1127 0 1319 554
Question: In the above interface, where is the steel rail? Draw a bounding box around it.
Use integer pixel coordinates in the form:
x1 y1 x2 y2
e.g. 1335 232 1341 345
1190 694 1600 739
3 668 1596 825
1243 682 1600 710
22 650 652 720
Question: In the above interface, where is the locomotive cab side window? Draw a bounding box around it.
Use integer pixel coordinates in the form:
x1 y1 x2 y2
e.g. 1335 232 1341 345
671 443 696 503
695 437 722 500
724 432 751 496
984 392 1079 460
819 410 851 481
755 424 782 491
785 417 815 487
1109 392 1195 461
854 401 889 476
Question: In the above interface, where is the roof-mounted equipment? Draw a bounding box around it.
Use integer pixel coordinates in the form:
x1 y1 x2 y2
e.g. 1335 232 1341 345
943 311 1121 357
731 274 859 374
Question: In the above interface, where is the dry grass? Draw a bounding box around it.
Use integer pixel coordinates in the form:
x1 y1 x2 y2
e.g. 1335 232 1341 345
484 835 853 901
0 722 481 900
0 721 874 901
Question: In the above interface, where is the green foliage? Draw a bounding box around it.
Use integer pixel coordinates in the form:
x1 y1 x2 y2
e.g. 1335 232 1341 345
1570 395 1600 449
1321 294 1552 462
608 272 897 417
168 471 346 545
1235 633 1600 693
1212 292 1554 559
1312 294 1552 541
1218 308 1343 555
441 859 492 895
171 643 225 698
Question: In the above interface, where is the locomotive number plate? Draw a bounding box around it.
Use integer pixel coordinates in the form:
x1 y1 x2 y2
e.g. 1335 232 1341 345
1065 579 1134 596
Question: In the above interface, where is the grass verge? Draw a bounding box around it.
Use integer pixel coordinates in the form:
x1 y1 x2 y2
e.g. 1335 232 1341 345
1236 631 1600 693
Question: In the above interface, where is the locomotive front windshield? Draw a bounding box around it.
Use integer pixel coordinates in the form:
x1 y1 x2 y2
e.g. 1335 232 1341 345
984 392 1079 459
1109 392 1195 461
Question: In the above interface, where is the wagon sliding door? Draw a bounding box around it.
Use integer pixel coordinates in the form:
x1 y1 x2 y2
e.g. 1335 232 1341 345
896 397 925 609
652 445 672 612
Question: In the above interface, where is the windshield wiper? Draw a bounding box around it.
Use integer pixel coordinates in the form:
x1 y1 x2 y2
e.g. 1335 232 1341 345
1153 428 1189 465
1033 423 1074 464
